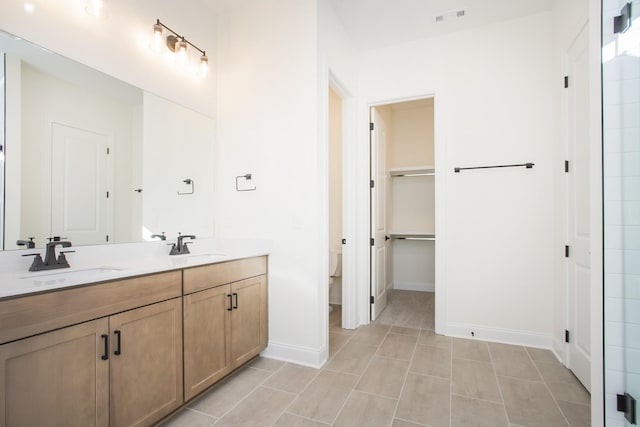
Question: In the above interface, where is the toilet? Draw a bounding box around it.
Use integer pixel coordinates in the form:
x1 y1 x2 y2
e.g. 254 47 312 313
329 249 342 311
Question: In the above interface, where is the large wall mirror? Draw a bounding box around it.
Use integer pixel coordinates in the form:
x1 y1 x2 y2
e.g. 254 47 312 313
0 29 216 250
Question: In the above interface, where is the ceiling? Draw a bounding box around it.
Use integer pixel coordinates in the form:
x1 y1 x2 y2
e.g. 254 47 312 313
328 0 554 50
198 0 554 51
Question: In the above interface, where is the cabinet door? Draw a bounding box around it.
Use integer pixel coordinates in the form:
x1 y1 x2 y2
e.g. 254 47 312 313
109 298 183 427
231 275 268 367
0 318 109 427
183 285 232 401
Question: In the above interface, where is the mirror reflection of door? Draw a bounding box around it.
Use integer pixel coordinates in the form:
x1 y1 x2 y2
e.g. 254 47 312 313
50 123 111 245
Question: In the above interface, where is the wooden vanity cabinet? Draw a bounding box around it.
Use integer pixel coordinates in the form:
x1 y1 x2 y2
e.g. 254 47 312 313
0 271 183 427
183 257 268 401
109 297 183 427
0 319 110 427
0 256 268 425
230 275 268 367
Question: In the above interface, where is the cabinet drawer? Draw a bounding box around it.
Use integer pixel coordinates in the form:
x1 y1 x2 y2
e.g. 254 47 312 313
0 271 182 345
183 256 267 294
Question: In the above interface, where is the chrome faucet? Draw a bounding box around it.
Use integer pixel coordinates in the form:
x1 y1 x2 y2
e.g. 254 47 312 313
169 233 195 255
151 232 166 241
23 239 74 272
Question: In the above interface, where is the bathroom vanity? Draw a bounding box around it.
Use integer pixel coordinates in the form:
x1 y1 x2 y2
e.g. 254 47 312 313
0 239 269 427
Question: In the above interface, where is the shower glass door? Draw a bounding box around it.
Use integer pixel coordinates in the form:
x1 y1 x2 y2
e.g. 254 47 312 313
603 0 640 425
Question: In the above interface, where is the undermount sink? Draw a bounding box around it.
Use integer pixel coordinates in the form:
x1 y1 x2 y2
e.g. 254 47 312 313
19 267 125 285
170 253 228 265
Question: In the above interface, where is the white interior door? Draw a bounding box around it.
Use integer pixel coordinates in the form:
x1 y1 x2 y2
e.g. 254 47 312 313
566 25 590 391
370 107 389 320
51 123 110 245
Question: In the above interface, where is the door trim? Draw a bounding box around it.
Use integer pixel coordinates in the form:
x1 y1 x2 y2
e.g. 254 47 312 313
366 93 442 332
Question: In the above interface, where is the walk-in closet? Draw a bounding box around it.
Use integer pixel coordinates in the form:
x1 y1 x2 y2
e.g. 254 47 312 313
371 97 435 330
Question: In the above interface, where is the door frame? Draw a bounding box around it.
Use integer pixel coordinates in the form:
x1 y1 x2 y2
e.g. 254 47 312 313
329 73 358 331
563 23 591 391
366 93 443 333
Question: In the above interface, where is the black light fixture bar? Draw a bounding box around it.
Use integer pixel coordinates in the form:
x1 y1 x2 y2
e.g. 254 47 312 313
454 163 534 173
156 19 206 56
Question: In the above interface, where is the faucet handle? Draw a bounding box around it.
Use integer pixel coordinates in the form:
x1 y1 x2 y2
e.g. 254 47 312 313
22 253 45 271
57 251 74 267
47 236 67 242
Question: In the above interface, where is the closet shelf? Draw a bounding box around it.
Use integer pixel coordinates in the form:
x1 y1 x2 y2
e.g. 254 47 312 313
389 166 435 177
389 233 435 241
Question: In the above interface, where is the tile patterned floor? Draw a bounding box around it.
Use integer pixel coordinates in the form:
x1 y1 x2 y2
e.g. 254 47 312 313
374 290 435 331
162 308 590 427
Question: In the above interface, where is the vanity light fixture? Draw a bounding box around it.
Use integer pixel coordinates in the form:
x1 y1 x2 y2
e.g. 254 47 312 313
152 19 209 77
23 3 36 14
85 0 105 17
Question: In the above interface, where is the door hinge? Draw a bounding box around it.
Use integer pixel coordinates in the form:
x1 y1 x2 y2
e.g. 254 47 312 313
370 238 374 246
106 147 110 155
370 296 374 304
564 160 569 173
370 180 375 188
565 329 570 343
564 76 569 88
565 245 570 258
106 191 110 198
616 393 636 425
614 2 632 34
106 235 109 242
618 392 637 424
370 122 374 131
342 238 346 245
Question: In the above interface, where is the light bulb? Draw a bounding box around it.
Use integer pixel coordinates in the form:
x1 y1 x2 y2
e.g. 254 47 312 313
176 39 188 66
151 22 163 52
200 54 208 77
85 0 104 17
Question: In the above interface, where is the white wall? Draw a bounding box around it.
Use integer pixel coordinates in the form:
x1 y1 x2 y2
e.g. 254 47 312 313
0 0 216 118
18 63 139 247
4 56 21 251
215 0 324 366
142 92 215 241
328 87 343 253
328 87 343 305
318 0 361 329
358 12 556 346
388 99 434 168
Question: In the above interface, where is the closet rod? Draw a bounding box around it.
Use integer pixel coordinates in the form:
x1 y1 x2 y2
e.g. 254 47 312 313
395 237 436 241
393 172 435 177
454 163 534 173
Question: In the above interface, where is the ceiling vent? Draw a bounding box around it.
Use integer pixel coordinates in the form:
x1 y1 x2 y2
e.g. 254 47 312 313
435 9 466 23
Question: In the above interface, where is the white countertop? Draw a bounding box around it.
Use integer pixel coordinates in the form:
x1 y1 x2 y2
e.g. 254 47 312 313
0 238 271 300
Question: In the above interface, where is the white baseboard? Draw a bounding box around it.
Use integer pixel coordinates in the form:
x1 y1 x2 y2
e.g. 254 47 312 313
261 340 327 369
551 338 566 364
447 322 553 349
393 281 434 292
